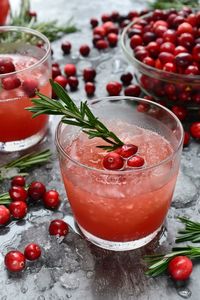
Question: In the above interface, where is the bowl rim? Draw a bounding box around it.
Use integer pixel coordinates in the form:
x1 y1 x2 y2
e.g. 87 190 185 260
0 26 51 77
55 96 184 175
120 11 200 81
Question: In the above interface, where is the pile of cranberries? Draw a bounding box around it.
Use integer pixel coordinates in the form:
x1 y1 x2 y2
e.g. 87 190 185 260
102 143 145 170
0 176 60 226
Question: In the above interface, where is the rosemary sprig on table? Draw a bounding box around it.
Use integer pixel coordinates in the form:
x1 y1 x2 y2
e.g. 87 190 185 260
9 0 78 42
150 0 199 9
175 217 200 243
0 191 11 205
0 149 51 182
27 80 124 152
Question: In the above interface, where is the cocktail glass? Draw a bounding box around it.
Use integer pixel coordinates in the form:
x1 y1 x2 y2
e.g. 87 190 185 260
0 26 51 152
56 97 183 251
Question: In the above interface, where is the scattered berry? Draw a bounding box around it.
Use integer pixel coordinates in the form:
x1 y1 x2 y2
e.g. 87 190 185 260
28 181 46 201
95 39 109 50
9 186 27 202
11 176 25 187
83 68 96 82
124 84 141 97
9 201 27 219
43 190 60 209
168 256 193 281
68 76 79 91
120 72 133 86
54 75 68 88
102 152 124 170
172 106 187 121
52 66 61 79
0 205 10 226
24 243 41 261
107 33 118 47
183 131 190 147
49 219 69 236
79 44 90 56
61 41 71 55
85 82 95 96
106 81 122 96
64 64 76 77
4 251 26 272
190 122 200 139
90 18 98 28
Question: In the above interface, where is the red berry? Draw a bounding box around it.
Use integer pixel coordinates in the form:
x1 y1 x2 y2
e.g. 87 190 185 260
120 72 133 86
154 25 167 37
192 44 200 62
0 58 15 74
28 181 46 201
185 65 199 75
130 35 143 49
9 186 27 202
175 53 193 68
43 190 60 209
183 131 190 147
172 106 187 121
163 62 176 72
24 243 41 261
102 152 124 170
127 155 145 167
22 78 38 97
95 39 109 50
107 33 118 47
115 144 138 158
163 29 177 43
4 251 26 272
9 201 27 219
159 52 175 64
90 18 98 28
143 56 155 67
52 66 61 79
124 84 141 97
2 76 21 90
168 256 193 281
143 32 156 45
27 11 37 18
83 68 96 82
178 33 194 49
61 41 71 55
146 42 160 58
160 42 175 53
174 45 188 56
11 176 25 187
186 14 197 27
85 82 95 96
0 205 10 225
177 22 193 35
54 75 68 88
68 76 79 91
79 44 90 56
137 103 150 112
192 93 200 104
135 49 149 61
93 26 106 37
49 219 69 236
190 122 200 139
106 81 122 96
101 13 111 23
64 64 76 77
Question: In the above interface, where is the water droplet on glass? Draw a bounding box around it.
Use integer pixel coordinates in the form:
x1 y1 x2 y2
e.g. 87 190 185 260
177 287 192 299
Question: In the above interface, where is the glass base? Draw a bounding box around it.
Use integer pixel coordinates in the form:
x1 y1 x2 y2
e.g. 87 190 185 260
0 126 48 152
77 223 162 251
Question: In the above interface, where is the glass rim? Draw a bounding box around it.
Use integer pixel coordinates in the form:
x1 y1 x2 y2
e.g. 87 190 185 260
0 26 51 77
55 96 184 175
120 12 200 81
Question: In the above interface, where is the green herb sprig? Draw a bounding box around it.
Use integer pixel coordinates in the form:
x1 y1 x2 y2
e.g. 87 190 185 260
176 217 200 243
27 80 124 152
150 0 199 9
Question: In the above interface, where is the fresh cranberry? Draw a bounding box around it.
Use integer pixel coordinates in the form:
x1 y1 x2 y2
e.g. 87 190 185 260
124 84 141 97
115 144 138 158
163 62 176 72
143 56 155 67
43 190 60 209
137 103 150 112
172 106 187 121
127 155 145 167
159 52 175 64
64 64 76 77
93 26 106 37
52 66 61 79
168 256 193 281
103 152 124 170
186 14 197 26
183 131 190 147
153 20 168 29
28 181 46 201
152 9 165 21
9 186 27 202
79 44 90 56
107 33 118 47
156 37 164 45
163 29 177 43
106 81 122 96
146 42 160 58
27 11 37 18
22 79 38 97
164 83 176 95
61 41 71 55
154 25 167 37
24 243 41 261
68 76 79 91
175 53 193 68
92 34 102 47
2 76 21 90
4 251 26 272
130 35 143 49
49 219 69 236
102 21 114 34
135 49 149 61
128 28 142 38
155 58 163 69
95 39 109 50
167 13 177 26
173 16 185 28
177 22 193 35
11 176 25 187
178 33 194 49
142 32 156 45
54 75 68 88
160 42 175 54
9 201 27 219
185 65 199 75
192 44 200 62
192 93 200 104
101 13 111 23
120 72 133 86
83 68 96 82
120 19 130 29
174 45 187 56
127 10 138 19
0 205 10 226
85 82 95 96
90 18 98 28
111 10 120 22
0 58 15 74
190 122 200 139
179 91 192 102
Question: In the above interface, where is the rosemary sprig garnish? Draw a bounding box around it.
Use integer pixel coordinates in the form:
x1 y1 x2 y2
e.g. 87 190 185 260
27 80 124 152
176 217 200 243
0 191 11 205
9 0 78 42
150 0 199 9
145 246 200 277
0 149 51 182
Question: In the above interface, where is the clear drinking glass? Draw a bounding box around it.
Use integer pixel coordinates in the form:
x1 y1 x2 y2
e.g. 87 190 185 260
0 26 51 152
56 97 183 251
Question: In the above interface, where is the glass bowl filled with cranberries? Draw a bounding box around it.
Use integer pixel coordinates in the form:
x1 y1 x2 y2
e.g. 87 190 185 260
121 7 200 118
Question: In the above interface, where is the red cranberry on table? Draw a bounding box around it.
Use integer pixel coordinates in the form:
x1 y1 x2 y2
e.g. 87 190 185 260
85 82 95 96
43 190 60 209
64 64 76 77
115 144 138 158
120 72 133 86
22 78 38 97
28 181 46 201
0 58 15 74
107 33 118 47
9 201 28 219
52 66 61 79
79 44 90 57
168 256 193 281
49 219 69 236
54 75 68 88
9 186 27 202
24 243 41 261
95 39 109 50
83 68 96 82
183 131 190 147
101 13 111 23
90 18 98 28
0 205 10 226
124 84 141 97
93 26 106 37
103 152 124 170
190 122 200 139
61 41 71 55
11 176 25 187
2 76 21 90
106 81 122 96
4 251 26 272
68 76 79 91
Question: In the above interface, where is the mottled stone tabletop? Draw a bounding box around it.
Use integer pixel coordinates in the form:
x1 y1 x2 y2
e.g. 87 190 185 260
0 0 200 299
